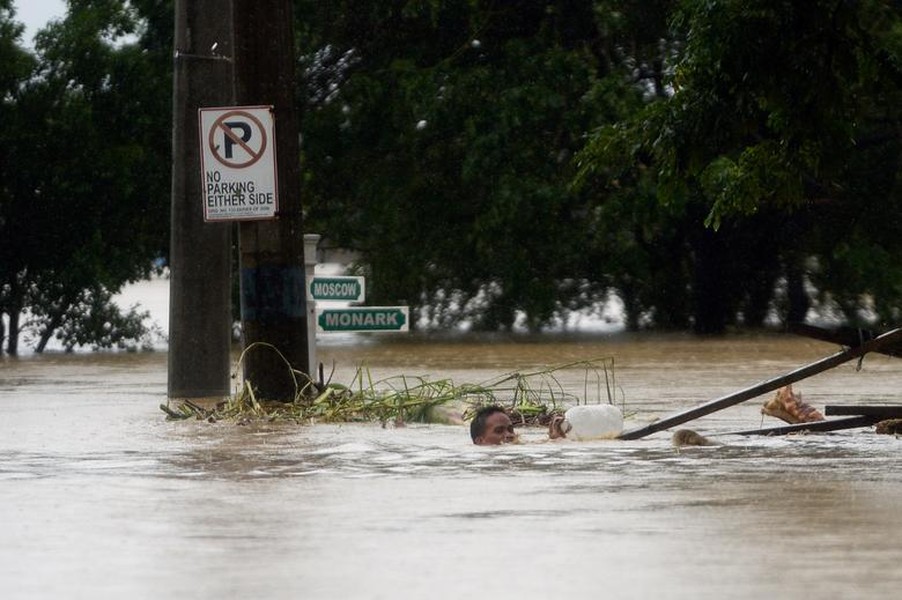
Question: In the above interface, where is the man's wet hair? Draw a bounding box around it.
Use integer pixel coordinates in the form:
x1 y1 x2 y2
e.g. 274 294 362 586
470 405 507 443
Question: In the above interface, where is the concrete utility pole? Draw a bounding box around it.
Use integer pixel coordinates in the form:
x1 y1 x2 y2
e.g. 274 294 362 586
232 0 310 399
168 0 235 400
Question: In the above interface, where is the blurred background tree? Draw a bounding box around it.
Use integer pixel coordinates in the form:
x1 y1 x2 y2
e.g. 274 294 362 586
0 0 171 353
2 0 900 354
297 0 678 331
576 0 902 332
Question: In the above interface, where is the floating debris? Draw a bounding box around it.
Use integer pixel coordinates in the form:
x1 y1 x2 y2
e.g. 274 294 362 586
875 419 902 435
672 429 718 447
160 343 625 427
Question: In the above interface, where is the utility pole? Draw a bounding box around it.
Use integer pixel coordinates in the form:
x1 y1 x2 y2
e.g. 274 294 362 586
168 0 234 401
232 0 310 399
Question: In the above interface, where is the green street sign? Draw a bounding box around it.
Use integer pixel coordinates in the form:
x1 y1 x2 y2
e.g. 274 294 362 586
317 306 409 332
307 276 365 302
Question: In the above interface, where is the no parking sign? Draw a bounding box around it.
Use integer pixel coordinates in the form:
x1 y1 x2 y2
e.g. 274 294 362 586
199 105 279 221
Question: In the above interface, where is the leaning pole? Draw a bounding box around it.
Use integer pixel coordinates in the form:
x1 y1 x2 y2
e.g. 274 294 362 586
168 0 234 401
232 0 310 399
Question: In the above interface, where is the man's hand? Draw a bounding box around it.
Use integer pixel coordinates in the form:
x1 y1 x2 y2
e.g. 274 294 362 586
548 414 570 439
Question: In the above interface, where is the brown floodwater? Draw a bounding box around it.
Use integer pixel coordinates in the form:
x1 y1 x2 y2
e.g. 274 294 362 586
2 332 901 599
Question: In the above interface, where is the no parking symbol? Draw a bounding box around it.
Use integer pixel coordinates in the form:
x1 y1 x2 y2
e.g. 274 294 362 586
199 105 279 221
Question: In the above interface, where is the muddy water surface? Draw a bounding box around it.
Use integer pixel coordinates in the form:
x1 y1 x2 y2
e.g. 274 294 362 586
2 333 901 599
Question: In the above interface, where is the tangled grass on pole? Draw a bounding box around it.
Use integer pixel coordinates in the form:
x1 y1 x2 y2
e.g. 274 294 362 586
160 346 623 427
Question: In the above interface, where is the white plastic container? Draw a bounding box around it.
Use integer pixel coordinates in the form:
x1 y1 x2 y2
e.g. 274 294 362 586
561 404 624 440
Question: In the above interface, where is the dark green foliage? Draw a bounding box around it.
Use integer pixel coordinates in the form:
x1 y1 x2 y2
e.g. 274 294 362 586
298 0 664 330
25 280 157 352
578 0 902 331
4 0 902 352
0 0 173 354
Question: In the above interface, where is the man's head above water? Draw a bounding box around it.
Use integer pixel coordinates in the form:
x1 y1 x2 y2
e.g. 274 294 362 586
470 405 517 445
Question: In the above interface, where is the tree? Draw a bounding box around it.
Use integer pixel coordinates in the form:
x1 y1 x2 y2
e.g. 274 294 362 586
6 0 899 348
0 0 173 354
577 0 902 331
0 0 38 354
297 0 674 331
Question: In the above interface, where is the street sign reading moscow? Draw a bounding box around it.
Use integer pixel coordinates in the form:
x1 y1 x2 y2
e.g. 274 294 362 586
199 105 278 221
316 306 409 333
307 276 366 302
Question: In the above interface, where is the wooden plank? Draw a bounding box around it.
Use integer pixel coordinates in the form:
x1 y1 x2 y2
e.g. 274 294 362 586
617 327 902 441
825 405 902 418
724 415 881 436
789 323 902 358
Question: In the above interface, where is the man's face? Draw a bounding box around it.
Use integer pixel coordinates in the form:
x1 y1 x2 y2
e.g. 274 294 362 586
476 411 516 445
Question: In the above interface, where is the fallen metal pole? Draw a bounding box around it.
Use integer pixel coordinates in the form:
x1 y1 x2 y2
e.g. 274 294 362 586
789 322 902 358
825 405 902 418
618 327 902 440
722 415 881 437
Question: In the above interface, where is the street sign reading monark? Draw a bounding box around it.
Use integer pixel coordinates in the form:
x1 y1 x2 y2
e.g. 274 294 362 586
198 105 278 221
307 276 366 302
316 306 409 333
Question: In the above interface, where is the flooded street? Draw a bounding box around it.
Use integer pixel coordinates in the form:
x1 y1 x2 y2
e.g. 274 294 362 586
2 333 901 599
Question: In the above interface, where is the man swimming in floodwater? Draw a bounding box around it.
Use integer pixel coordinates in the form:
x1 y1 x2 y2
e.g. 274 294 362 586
470 405 570 445
471 384 822 445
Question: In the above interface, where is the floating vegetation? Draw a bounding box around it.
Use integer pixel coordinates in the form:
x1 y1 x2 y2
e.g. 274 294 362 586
160 342 624 426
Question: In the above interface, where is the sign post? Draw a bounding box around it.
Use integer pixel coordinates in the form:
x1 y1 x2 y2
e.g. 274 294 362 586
304 234 321 378
199 105 278 221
